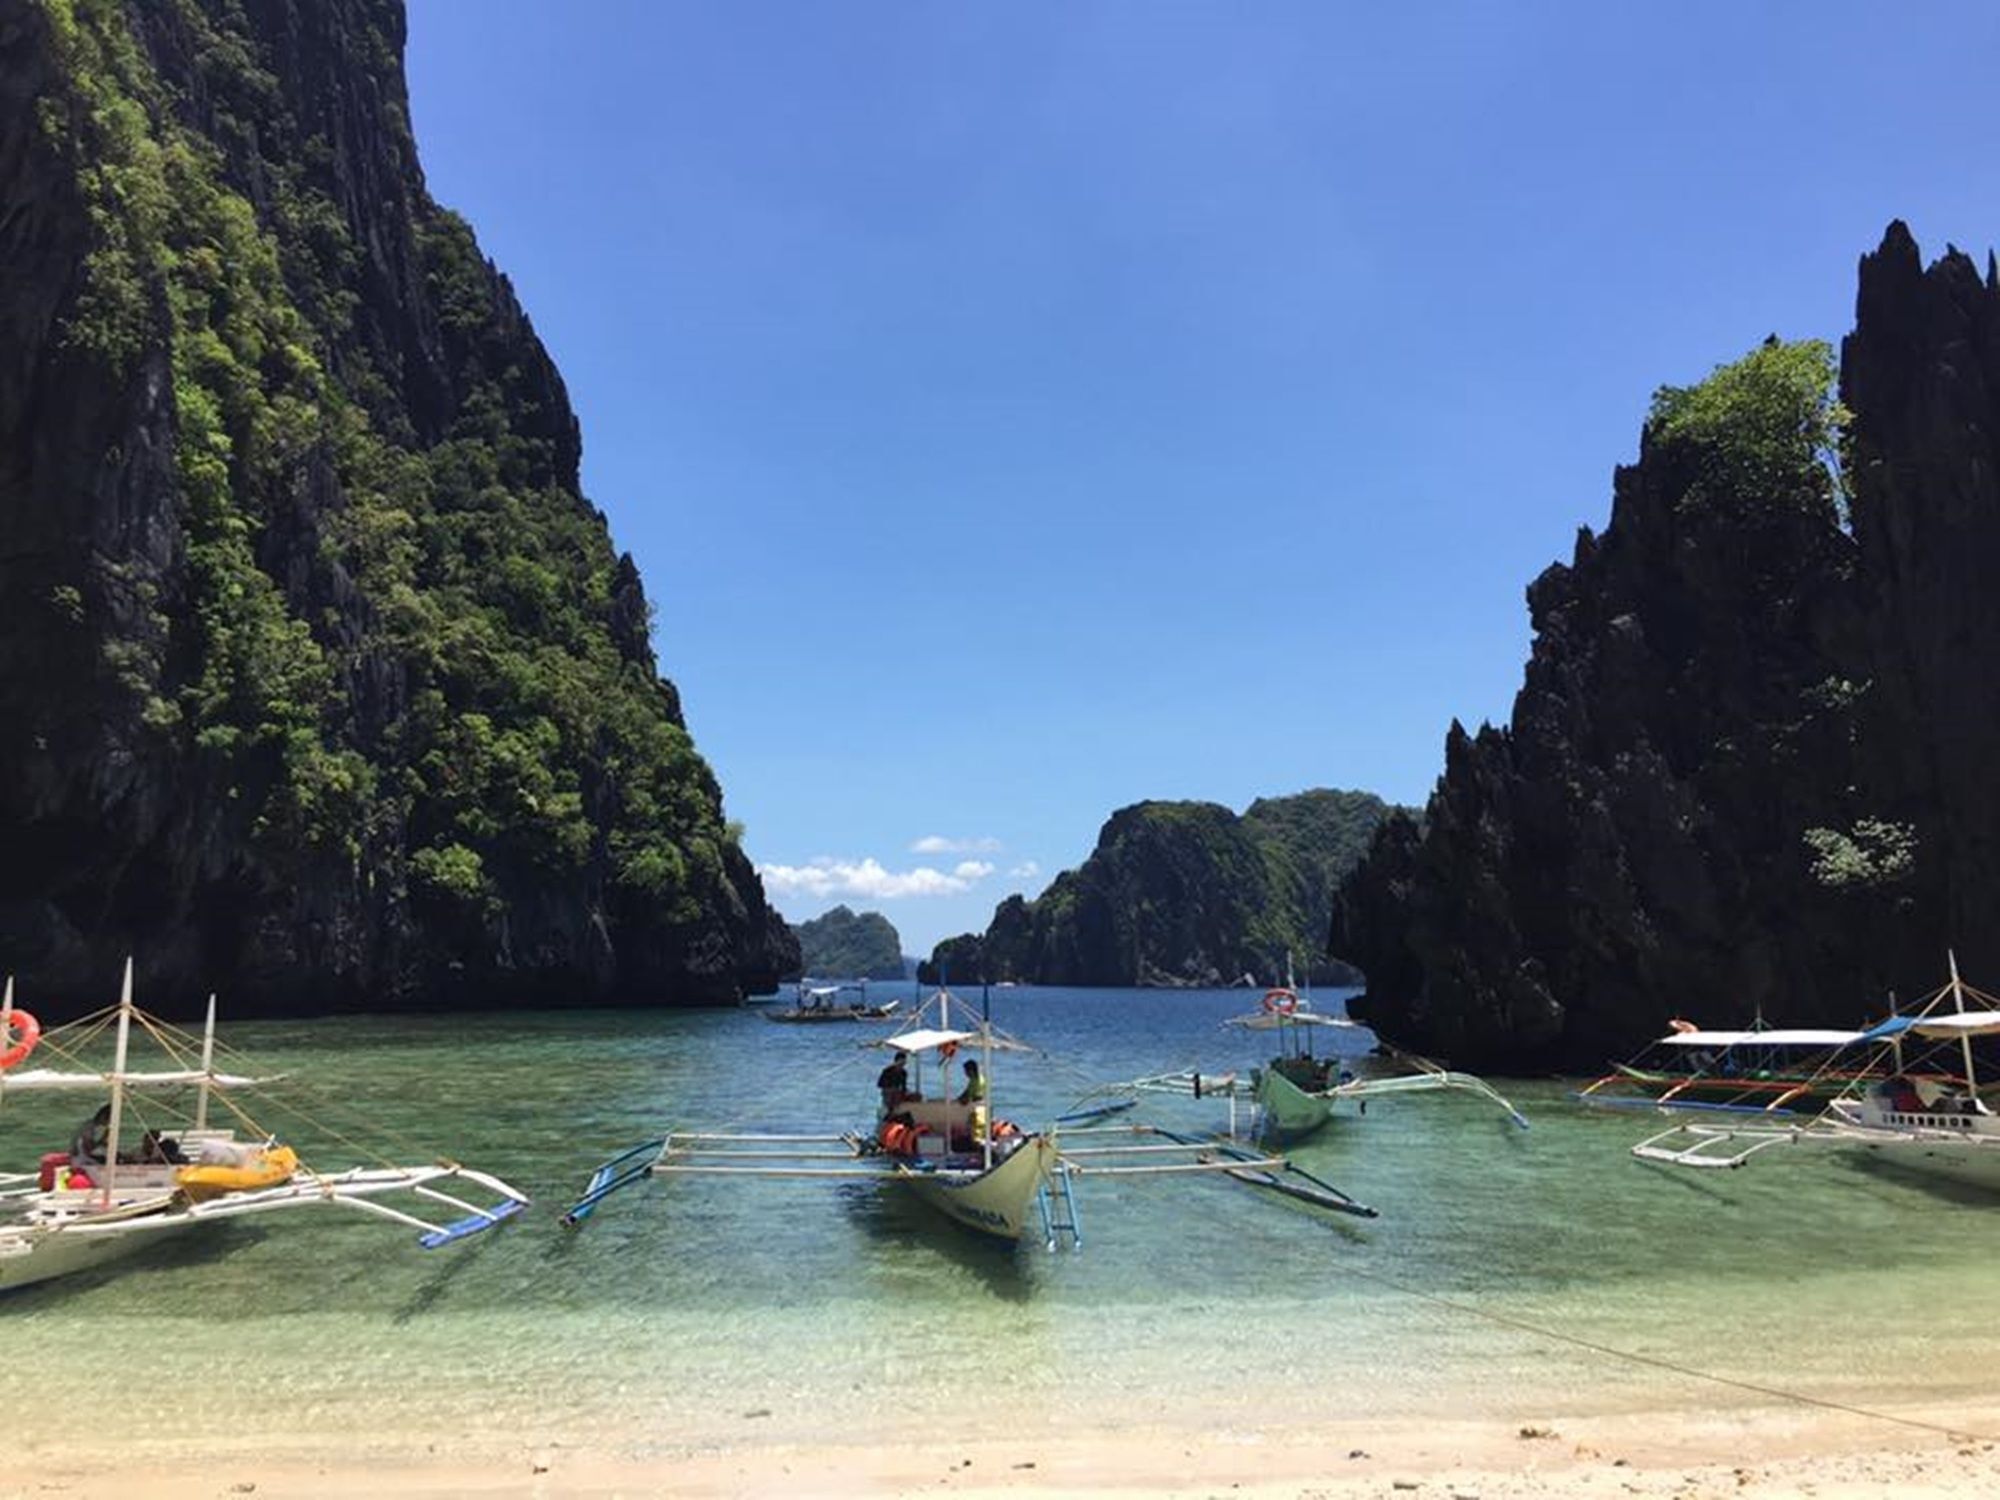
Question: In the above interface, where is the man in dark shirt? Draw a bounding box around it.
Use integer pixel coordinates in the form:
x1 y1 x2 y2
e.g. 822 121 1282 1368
71 1103 111 1165
876 1051 911 1116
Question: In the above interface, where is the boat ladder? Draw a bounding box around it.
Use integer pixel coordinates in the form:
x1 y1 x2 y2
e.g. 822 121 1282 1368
1036 1161 1083 1252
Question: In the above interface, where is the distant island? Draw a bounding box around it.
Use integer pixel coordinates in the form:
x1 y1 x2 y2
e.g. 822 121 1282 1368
923 789 1402 987
1333 225 2000 1071
783 906 907 981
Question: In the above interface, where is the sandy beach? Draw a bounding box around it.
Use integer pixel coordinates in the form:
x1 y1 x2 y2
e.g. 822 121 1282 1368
12 1404 1999 1499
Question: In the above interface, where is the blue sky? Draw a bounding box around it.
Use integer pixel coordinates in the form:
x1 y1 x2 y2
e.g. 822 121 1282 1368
405 3 2000 954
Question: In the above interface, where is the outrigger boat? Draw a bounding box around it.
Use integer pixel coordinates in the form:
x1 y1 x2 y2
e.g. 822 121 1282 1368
564 988 1380 1251
1631 956 2000 1192
762 982 902 1024
0 964 529 1293
1576 1020 1880 1115
1116 988 1528 1143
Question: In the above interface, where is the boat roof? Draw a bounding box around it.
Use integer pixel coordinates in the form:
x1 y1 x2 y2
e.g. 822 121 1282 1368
1860 1013 2000 1042
878 1027 977 1055
0 1067 274 1093
1227 1010 1363 1032
1656 1029 1862 1048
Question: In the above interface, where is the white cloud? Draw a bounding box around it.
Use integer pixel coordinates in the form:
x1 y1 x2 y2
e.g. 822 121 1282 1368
758 856 992 901
1008 861 1041 880
909 835 1002 855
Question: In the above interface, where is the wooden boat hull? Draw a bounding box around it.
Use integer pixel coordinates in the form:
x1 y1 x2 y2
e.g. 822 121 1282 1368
900 1135 1056 1242
1842 1137 2000 1192
1254 1067 1335 1143
0 1212 204 1293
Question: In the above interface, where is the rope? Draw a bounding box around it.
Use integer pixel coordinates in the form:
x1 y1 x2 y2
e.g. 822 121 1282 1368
1339 1258 2000 1446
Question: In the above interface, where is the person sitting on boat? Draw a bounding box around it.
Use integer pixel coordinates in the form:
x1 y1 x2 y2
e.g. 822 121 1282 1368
70 1103 112 1165
876 1051 912 1116
137 1128 186 1165
956 1060 988 1106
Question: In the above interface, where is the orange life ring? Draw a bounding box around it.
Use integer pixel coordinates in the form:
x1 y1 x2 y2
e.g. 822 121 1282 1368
1261 988 1299 1016
0 1009 40 1070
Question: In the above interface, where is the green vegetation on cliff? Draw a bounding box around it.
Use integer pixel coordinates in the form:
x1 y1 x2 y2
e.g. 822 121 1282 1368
786 906 906 981
3 0 792 1010
924 790 1400 987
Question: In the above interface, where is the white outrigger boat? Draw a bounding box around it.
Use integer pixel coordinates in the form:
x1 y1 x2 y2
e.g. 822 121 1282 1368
1631 956 2000 1192
0 964 529 1293
761 982 902 1024
1576 1021 1878 1116
564 988 1379 1251
1117 988 1528 1143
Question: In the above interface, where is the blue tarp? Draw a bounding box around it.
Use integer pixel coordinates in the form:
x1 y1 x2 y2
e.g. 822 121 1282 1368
1857 1015 1918 1043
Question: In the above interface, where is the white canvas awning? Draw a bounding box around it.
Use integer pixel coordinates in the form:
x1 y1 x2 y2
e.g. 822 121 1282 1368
878 1028 977 1055
1908 1014 2000 1040
0 1068 275 1093
1658 1030 1860 1048
1228 1010 1362 1032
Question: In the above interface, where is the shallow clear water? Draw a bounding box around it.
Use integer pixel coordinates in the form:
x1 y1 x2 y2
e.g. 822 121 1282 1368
6 986 1996 1461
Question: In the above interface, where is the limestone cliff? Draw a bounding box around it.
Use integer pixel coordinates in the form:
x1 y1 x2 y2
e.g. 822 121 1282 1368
0 0 795 1015
785 906 906 982
925 790 1396 987
1331 225 2000 1070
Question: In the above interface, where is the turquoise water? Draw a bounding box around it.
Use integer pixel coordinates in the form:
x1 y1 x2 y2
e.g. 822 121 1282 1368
5 986 1997 1463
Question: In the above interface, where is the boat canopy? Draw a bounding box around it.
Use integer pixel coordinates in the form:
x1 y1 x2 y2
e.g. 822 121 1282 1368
0 1067 275 1092
1906 1013 2000 1040
1227 1010 1362 1032
1655 1028 1863 1048
878 1027 977 1055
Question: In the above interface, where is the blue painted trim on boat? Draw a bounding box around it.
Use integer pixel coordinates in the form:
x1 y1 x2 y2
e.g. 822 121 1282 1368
419 1196 526 1249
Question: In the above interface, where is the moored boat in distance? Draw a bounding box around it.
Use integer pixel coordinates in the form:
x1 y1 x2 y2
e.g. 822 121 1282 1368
761 981 902 1024
1118 986 1528 1143
0 963 530 1294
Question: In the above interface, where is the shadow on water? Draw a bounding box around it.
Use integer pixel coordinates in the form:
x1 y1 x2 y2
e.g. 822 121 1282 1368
1628 1159 1746 1204
833 1182 1037 1302
391 1228 491 1324
1842 1153 2000 1208
2 1222 259 1312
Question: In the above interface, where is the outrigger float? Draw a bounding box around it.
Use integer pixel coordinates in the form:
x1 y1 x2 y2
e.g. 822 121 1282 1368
1631 956 2000 1192
563 988 1378 1251
1104 987 1527 1144
0 963 529 1293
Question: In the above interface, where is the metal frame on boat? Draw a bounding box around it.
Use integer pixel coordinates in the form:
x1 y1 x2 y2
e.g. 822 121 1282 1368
1630 955 2000 1191
0 963 530 1293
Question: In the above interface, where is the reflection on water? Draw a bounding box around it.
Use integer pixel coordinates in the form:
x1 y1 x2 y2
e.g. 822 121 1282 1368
6 985 1998 1459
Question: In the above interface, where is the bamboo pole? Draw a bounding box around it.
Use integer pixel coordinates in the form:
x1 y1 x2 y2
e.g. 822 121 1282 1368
102 958 135 1207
